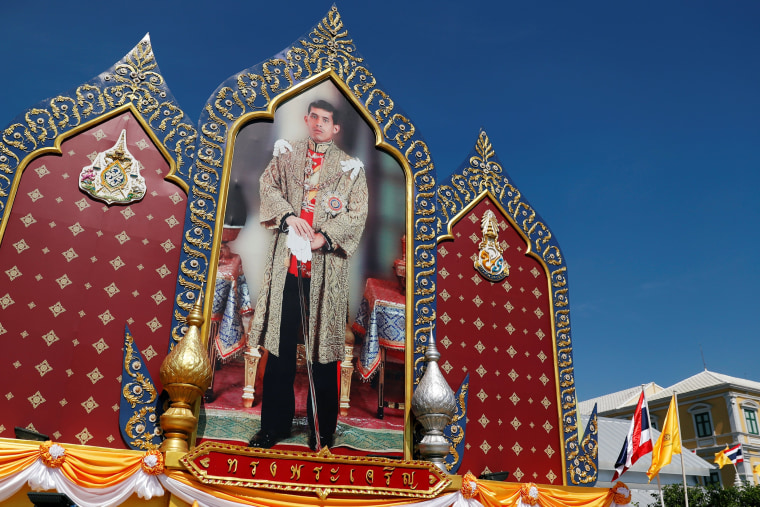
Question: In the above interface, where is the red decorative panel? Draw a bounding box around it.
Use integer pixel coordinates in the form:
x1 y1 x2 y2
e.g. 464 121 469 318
437 196 563 483
0 111 185 448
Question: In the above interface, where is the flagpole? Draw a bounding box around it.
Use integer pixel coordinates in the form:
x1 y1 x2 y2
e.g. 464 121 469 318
642 386 666 507
675 392 689 507
656 473 665 507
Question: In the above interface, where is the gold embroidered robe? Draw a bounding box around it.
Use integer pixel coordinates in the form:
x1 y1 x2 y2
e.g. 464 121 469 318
249 139 368 363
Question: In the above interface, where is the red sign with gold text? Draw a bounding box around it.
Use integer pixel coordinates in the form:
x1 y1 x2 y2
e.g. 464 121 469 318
181 442 450 499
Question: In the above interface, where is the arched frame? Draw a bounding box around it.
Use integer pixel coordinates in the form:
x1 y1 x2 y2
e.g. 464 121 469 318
188 7 439 459
0 36 198 449
436 130 593 485
437 189 565 474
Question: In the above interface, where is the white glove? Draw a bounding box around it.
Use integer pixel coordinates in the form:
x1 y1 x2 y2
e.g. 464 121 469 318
287 228 312 263
340 158 363 180
273 139 293 157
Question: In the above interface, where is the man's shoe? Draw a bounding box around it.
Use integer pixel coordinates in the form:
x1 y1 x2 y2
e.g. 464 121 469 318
308 432 334 451
249 430 283 449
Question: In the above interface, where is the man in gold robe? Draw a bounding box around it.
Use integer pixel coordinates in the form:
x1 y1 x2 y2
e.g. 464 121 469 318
248 100 368 450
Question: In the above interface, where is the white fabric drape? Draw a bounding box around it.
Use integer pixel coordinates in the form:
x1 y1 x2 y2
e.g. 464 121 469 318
158 474 484 507
0 458 163 506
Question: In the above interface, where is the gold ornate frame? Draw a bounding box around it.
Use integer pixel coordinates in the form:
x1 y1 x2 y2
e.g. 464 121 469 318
194 8 438 459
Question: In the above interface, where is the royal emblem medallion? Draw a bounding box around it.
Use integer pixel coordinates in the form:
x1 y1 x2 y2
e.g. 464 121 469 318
78 129 147 205
323 192 346 216
474 210 509 282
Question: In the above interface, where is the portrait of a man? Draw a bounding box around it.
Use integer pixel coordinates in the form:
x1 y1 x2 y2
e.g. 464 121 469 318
201 80 407 456
247 99 369 450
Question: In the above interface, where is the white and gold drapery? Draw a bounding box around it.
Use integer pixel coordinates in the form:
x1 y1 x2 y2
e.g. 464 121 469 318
0 440 630 507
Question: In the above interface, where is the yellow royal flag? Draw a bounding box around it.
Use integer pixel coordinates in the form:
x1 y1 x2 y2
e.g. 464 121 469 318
753 462 760 476
647 394 682 481
714 445 732 469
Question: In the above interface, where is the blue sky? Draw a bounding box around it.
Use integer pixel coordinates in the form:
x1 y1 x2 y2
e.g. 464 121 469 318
2 1 758 400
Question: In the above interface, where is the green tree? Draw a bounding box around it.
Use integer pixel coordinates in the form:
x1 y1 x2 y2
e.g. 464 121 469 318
650 483 760 507
735 483 760 507
652 484 710 507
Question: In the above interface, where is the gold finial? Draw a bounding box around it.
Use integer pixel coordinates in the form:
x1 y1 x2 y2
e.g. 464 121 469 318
186 293 204 328
159 294 212 454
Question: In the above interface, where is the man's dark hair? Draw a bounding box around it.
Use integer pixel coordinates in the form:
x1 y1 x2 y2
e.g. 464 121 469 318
308 99 340 125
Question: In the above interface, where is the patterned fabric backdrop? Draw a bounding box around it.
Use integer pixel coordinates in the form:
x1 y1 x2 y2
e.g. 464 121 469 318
436 197 563 483
0 111 185 448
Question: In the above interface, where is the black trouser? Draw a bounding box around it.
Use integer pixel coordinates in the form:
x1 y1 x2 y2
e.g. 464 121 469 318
259 273 339 441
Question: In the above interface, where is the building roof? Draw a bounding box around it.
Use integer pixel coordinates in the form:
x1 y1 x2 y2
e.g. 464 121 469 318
646 370 760 403
579 370 760 415
578 382 662 415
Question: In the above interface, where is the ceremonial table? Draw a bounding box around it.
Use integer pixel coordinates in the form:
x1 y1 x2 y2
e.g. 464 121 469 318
352 278 406 418
206 252 253 400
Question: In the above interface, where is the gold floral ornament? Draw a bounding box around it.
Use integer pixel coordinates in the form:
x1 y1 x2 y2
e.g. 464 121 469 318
611 481 631 505
39 441 66 468
520 482 540 506
78 129 146 205
460 472 478 499
300 6 362 78
141 449 164 475
474 210 508 282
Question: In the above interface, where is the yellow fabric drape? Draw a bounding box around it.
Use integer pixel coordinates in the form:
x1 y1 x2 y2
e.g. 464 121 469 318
59 448 144 488
0 443 39 479
474 480 618 507
0 440 146 487
1 439 625 507
166 470 621 507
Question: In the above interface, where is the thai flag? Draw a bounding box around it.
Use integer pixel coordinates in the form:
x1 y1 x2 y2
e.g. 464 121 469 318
725 444 744 464
612 390 654 481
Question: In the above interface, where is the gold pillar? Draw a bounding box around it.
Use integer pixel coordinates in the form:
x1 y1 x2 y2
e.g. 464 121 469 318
242 344 262 408
339 326 355 417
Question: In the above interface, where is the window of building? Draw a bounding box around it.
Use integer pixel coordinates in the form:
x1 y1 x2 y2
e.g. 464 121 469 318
705 469 721 487
689 403 714 439
744 408 759 435
694 412 712 437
